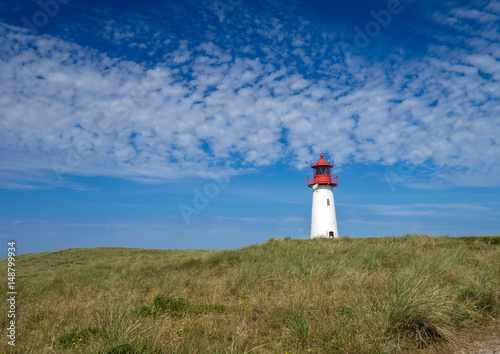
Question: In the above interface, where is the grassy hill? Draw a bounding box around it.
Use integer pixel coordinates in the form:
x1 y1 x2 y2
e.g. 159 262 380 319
1 235 499 353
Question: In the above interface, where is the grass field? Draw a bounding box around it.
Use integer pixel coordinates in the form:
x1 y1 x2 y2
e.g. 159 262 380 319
1 235 499 353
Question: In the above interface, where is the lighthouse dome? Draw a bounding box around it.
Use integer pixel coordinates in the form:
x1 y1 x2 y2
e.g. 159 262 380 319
311 154 333 168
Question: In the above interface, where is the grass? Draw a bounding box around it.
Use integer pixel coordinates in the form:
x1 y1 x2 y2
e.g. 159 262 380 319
1 234 499 353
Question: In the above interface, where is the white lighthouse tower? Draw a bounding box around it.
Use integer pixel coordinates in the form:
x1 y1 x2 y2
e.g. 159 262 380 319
307 154 339 239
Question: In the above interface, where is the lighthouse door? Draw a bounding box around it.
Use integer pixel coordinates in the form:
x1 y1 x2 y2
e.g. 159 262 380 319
329 231 334 238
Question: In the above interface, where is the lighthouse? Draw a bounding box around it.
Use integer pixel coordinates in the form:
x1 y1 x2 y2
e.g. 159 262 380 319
307 154 339 239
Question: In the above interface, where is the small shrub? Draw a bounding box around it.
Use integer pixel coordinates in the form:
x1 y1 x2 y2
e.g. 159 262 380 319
189 302 226 315
57 327 100 348
135 295 189 318
134 304 153 317
105 343 135 354
206 251 242 268
179 257 202 269
153 295 189 314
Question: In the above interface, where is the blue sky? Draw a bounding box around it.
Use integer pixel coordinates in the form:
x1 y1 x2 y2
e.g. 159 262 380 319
0 0 499 254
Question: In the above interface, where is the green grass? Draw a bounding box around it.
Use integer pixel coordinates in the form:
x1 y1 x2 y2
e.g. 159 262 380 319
1 235 499 353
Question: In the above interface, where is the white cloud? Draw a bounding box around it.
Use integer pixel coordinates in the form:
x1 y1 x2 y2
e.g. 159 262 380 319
450 8 499 23
0 0 499 189
485 1 500 15
464 54 500 79
342 202 493 218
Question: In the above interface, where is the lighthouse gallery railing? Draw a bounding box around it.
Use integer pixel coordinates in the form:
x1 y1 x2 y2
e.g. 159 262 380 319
307 175 338 186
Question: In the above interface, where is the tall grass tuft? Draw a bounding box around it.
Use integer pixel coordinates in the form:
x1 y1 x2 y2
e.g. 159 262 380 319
282 304 309 347
385 275 454 346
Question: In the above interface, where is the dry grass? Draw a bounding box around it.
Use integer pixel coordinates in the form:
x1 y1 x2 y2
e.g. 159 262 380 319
1 235 499 353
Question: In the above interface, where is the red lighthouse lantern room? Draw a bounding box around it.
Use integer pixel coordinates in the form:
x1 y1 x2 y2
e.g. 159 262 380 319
307 154 338 187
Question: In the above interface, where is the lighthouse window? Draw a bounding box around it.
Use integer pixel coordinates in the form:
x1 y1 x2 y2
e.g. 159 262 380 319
315 167 331 175
327 199 330 206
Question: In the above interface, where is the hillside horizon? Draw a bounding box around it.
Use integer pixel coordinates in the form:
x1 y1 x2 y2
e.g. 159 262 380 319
7 234 500 257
